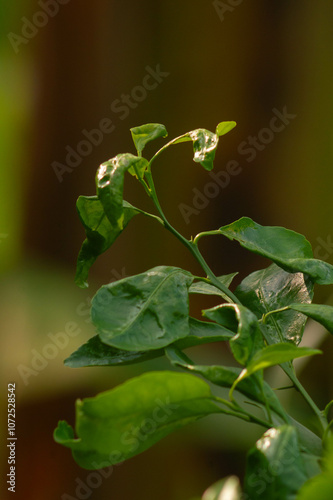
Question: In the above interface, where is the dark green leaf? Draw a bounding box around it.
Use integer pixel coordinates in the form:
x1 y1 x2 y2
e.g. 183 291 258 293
64 335 161 368
96 153 146 230
92 266 193 351
165 345 288 422
130 123 168 154
203 304 264 365
235 264 314 345
189 273 238 298
244 426 310 499
54 371 223 469
215 121 237 137
65 318 234 368
219 217 333 285
202 476 242 500
75 196 139 288
289 303 333 335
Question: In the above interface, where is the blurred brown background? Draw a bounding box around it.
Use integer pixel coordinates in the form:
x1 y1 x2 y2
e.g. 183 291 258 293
1 1 333 499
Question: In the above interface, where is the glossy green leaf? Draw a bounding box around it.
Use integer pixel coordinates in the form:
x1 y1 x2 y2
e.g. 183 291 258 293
244 426 310 499
91 266 194 351
189 273 238 298
202 476 242 500
203 303 264 365
189 128 219 171
235 264 314 345
289 303 333 335
234 344 321 389
96 153 146 230
54 371 223 469
216 121 237 137
130 123 168 154
219 217 333 285
75 196 139 288
165 345 288 422
65 318 234 368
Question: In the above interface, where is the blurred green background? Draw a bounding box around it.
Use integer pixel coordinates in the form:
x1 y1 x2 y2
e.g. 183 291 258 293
1 1 333 499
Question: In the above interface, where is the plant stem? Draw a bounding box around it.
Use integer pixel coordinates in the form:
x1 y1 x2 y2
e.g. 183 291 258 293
286 366 327 435
193 230 222 245
214 397 271 429
262 307 290 324
144 170 240 304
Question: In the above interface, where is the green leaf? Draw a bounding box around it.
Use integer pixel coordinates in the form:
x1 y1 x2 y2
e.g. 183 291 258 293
54 371 223 469
235 344 321 389
64 335 161 367
235 264 314 345
203 304 264 365
127 156 149 180
75 196 139 288
165 345 288 422
188 128 219 171
65 318 234 368
91 266 194 351
244 426 311 499
297 475 333 500
96 153 146 230
289 303 333 335
219 217 333 285
216 121 237 137
130 123 168 154
189 273 238 298
202 476 242 500
297 437 333 500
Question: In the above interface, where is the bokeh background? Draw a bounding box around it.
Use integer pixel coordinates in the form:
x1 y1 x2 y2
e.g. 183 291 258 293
1 1 333 499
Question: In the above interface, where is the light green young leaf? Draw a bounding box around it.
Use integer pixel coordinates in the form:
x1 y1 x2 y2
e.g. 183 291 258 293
130 123 168 155
96 153 146 230
219 217 333 285
203 303 264 366
54 371 223 469
202 476 242 500
92 266 194 351
289 303 333 335
235 264 314 345
75 196 139 288
188 128 219 171
245 426 311 499
232 344 321 395
216 121 237 137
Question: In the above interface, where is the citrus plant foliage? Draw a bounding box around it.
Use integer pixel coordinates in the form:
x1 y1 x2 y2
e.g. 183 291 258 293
54 122 333 499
